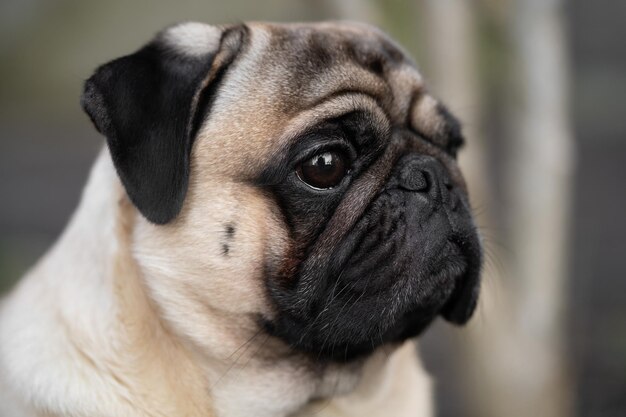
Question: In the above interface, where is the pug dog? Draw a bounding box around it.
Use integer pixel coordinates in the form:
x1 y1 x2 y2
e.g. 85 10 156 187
0 21 481 417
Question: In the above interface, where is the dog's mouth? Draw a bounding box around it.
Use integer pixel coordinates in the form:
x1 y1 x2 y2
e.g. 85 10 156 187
264 208 481 363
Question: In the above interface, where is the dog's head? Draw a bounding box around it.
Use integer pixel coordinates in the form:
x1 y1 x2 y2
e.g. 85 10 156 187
82 22 481 362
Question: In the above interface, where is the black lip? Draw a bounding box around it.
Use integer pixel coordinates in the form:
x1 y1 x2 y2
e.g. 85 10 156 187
263 238 476 363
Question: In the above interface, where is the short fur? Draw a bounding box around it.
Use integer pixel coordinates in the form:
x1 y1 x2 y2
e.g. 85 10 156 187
0 21 481 417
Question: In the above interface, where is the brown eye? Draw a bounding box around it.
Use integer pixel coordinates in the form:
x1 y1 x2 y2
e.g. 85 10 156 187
296 151 348 189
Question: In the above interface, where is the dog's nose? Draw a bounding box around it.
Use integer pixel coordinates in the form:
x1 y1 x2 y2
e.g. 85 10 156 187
397 155 458 210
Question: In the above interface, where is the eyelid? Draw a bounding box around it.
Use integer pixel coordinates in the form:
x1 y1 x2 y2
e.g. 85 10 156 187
293 138 356 169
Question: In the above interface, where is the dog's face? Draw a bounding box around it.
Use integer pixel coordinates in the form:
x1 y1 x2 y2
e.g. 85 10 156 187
82 22 481 363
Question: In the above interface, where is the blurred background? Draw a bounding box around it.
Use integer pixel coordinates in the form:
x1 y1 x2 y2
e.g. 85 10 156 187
0 1 624 416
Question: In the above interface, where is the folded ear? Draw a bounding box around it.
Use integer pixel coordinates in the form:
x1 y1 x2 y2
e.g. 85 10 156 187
81 23 245 224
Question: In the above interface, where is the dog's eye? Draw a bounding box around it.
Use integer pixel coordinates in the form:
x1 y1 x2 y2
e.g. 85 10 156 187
296 151 348 189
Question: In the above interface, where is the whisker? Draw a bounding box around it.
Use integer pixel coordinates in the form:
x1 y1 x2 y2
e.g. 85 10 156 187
211 329 264 389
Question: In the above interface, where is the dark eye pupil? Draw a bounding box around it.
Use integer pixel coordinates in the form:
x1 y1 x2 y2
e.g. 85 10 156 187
297 151 347 189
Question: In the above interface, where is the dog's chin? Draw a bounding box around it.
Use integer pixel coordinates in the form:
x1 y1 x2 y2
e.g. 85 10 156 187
264 240 476 363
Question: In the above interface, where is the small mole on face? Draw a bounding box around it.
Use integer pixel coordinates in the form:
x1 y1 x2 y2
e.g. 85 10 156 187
222 223 236 257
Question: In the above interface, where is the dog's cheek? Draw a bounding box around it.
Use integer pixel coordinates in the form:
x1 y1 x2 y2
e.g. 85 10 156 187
131 182 289 345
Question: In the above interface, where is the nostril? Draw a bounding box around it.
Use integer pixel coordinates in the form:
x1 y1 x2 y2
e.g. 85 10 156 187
441 177 457 208
450 190 460 211
398 167 429 192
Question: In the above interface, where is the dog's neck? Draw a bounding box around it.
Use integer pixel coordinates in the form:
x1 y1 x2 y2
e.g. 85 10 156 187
0 149 432 417
0 149 214 416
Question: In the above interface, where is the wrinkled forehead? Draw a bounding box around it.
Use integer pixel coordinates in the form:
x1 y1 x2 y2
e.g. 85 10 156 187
250 22 421 124
178 21 460 177
258 21 413 79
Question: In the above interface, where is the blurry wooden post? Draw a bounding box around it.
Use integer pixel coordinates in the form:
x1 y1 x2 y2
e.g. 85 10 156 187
420 0 573 416
506 0 574 415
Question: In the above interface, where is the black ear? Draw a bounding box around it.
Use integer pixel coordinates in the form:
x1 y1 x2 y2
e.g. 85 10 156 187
81 23 245 224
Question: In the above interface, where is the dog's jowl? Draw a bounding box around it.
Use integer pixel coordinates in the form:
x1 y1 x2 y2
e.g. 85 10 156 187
0 21 482 417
